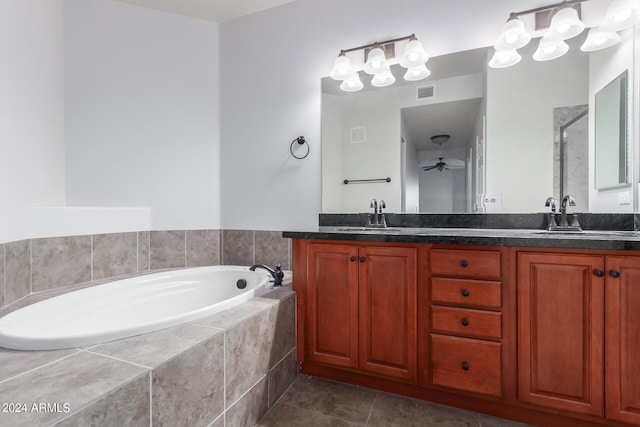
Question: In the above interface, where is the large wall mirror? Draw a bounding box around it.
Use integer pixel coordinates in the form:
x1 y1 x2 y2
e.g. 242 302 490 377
321 27 637 214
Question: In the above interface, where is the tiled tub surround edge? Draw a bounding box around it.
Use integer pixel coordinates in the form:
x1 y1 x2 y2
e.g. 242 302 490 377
0 229 291 311
0 281 297 427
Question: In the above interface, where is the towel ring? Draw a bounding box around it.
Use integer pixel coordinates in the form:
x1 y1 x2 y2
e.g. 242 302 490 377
290 136 309 159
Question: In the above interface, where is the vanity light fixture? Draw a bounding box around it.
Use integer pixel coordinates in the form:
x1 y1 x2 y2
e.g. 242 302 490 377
600 0 640 31
490 0 633 69
546 5 585 40
580 27 622 51
533 36 570 61
329 34 430 92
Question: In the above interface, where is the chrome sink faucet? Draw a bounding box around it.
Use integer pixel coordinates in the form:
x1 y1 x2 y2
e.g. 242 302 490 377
545 195 582 232
367 199 387 228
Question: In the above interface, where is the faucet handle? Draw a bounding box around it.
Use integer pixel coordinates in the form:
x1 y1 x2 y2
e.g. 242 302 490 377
378 200 386 213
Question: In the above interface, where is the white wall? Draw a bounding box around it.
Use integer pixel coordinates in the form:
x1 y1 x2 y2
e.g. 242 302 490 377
64 0 221 230
219 0 550 229
0 0 66 243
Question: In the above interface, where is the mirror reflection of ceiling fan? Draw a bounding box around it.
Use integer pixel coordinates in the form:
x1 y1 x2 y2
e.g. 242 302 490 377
420 157 465 172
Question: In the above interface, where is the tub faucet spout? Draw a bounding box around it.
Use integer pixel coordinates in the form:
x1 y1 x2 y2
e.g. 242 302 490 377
249 263 284 287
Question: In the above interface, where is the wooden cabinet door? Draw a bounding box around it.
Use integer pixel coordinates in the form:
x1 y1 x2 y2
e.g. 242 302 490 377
605 256 640 425
358 246 418 381
517 252 604 416
306 243 359 368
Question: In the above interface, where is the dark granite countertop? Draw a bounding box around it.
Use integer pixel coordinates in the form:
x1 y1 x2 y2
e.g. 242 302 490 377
283 226 640 251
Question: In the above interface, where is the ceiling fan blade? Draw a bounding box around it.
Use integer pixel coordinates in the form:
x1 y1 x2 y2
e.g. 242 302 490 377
422 165 438 171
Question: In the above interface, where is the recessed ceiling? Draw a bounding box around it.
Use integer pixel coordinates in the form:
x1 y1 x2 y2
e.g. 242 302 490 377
116 0 297 23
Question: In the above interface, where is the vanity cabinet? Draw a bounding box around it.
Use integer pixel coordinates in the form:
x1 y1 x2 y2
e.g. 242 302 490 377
429 248 504 398
517 252 604 416
517 252 640 424
290 234 640 426
605 256 640 425
300 241 419 382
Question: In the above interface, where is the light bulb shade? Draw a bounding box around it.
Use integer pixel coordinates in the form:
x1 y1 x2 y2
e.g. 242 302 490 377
494 17 531 50
580 27 622 52
404 64 431 81
371 69 395 87
340 73 364 92
533 37 569 61
399 39 429 68
600 0 640 31
488 49 521 68
364 47 388 75
329 54 355 80
546 7 585 40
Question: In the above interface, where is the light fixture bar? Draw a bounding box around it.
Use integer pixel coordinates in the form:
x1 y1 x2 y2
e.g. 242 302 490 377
511 0 587 19
340 34 417 55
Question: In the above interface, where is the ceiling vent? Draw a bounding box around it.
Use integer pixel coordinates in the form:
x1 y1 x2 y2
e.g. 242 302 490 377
417 85 435 100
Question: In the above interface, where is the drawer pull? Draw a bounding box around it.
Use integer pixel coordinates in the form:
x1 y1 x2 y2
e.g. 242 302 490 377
359 257 366 263
462 361 470 371
593 269 604 277
461 289 470 297
610 270 621 278
350 256 356 262
460 260 468 267
461 318 469 326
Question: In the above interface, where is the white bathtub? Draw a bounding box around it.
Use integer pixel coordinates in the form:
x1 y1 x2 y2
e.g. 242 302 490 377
0 266 272 351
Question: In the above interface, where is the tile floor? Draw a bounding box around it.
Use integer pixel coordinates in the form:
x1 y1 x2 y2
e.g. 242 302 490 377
257 376 535 427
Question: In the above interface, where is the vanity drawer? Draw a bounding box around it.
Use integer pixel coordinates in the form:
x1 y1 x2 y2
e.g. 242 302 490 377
431 334 502 397
431 306 501 340
431 277 501 309
430 249 502 279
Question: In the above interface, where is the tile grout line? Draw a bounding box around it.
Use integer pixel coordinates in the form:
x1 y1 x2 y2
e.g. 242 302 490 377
136 231 139 273
3 243 6 307
0 349 85 386
149 370 153 427
364 391 379 426
223 329 227 417
29 239 33 295
84 349 154 370
90 234 94 283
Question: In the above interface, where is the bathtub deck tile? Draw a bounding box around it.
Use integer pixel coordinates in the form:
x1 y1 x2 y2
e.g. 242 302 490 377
192 298 277 330
225 305 274 405
0 351 149 427
0 243 5 309
5 239 31 305
54 371 150 427
0 347 82 384
31 236 92 292
267 293 296 368
152 331 225 426
225 376 269 427
88 323 223 368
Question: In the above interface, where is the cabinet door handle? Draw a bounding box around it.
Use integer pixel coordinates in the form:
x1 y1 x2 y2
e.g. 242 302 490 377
350 256 356 262
593 269 604 277
610 270 621 278
359 257 366 263
461 318 469 327
461 289 470 297
460 260 468 267
461 361 470 371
